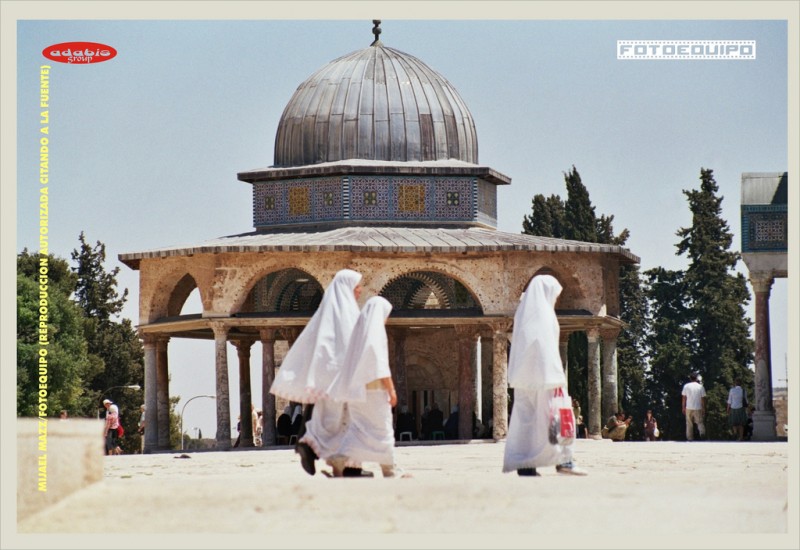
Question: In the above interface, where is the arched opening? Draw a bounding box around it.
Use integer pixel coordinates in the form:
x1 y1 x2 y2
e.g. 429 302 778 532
165 273 201 319
243 268 324 314
379 270 482 314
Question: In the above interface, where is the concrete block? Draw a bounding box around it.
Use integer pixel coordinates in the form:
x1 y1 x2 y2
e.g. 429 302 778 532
17 418 104 521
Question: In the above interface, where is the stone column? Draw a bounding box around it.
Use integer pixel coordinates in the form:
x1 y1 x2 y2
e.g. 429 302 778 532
559 333 570 386
474 336 482 423
155 336 170 449
751 276 777 441
233 339 255 448
211 322 231 449
141 334 159 453
586 329 602 439
601 328 620 423
491 321 512 440
389 328 409 409
455 326 480 440
260 328 278 447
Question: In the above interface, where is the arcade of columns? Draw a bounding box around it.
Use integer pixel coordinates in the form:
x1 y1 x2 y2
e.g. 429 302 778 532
138 305 623 453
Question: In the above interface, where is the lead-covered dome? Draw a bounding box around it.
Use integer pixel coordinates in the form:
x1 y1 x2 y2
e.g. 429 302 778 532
273 41 479 167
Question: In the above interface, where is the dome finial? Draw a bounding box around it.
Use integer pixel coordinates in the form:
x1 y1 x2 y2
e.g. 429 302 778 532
371 20 382 46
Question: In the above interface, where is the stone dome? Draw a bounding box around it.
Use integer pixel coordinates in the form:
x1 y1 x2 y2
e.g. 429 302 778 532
273 41 479 167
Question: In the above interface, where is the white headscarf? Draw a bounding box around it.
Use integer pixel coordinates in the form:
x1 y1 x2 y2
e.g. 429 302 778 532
507 274 566 390
270 269 362 403
326 296 393 403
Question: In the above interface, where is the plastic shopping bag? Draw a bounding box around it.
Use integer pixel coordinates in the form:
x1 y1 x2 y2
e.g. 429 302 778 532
548 387 575 446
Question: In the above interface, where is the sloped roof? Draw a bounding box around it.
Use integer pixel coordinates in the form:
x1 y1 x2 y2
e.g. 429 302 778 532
119 226 640 268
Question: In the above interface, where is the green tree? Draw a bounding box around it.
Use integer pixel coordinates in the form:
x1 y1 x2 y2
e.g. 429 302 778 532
563 166 598 243
16 250 100 417
616 260 648 439
675 168 754 439
643 267 692 440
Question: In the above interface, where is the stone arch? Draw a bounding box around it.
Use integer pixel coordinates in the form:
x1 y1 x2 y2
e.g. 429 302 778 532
379 269 482 312
143 265 212 323
242 268 324 314
166 274 199 317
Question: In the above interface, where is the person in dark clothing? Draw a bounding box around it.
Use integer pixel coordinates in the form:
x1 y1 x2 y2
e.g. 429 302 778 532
427 402 445 438
276 406 293 439
395 405 416 440
444 406 459 439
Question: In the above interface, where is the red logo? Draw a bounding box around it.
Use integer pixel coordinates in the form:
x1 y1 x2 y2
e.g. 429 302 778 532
42 42 117 64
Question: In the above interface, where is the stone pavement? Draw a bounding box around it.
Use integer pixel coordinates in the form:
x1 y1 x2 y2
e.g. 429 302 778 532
10 438 797 549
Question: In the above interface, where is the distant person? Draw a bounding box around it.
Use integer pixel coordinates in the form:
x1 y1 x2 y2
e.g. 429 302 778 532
322 296 401 477
602 411 632 441
271 269 363 475
643 409 659 441
137 404 146 453
572 398 586 439
233 414 242 448
59 410 69 420
102 399 121 455
395 405 416 441
427 403 444 438
277 406 293 440
681 372 707 441
502 275 587 477
727 378 748 441
444 405 459 439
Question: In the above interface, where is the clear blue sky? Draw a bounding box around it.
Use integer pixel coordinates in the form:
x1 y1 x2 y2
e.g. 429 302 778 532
11 14 794 440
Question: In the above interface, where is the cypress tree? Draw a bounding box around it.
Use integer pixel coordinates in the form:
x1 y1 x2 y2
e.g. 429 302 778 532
675 168 754 439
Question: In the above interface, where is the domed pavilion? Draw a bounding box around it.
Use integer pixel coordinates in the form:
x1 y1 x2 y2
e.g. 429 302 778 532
120 22 639 453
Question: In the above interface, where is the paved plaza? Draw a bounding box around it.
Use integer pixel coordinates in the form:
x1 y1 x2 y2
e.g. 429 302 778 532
11 438 797 549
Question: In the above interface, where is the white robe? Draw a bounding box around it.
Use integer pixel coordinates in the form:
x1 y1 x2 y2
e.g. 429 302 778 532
324 296 395 467
503 275 574 472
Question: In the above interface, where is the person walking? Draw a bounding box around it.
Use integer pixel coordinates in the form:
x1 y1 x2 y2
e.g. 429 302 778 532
643 409 659 441
681 372 707 441
323 296 401 477
727 378 748 441
102 399 122 456
502 275 586 477
270 269 363 475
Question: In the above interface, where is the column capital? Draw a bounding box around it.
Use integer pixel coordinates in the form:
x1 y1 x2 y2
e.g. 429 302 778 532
280 327 301 345
586 327 601 341
259 328 278 342
139 332 158 347
454 325 481 342
600 327 621 341
232 339 256 353
486 319 512 336
749 275 774 294
210 320 229 339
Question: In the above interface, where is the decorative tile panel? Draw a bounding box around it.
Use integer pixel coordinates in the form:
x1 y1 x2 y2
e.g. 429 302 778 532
434 178 473 220
349 176 391 219
742 205 788 252
289 187 311 216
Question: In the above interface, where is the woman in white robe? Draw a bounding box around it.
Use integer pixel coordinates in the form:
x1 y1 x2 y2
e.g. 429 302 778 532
270 269 362 475
325 296 398 477
502 274 587 476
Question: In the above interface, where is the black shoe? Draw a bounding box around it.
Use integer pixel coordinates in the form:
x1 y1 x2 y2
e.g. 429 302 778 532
295 442 316 476
343 467 374 477
517 468 540 477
